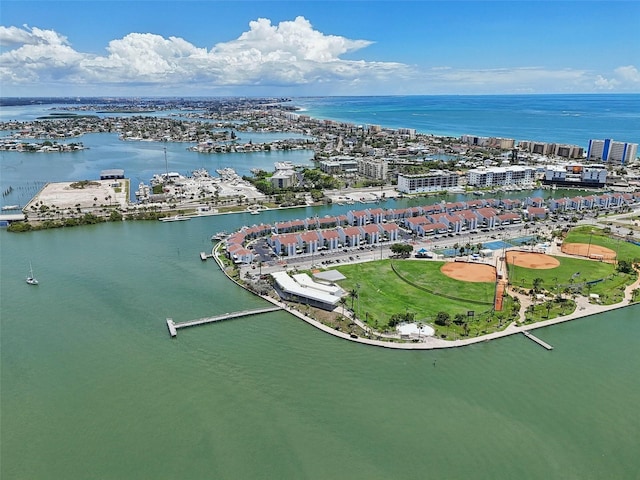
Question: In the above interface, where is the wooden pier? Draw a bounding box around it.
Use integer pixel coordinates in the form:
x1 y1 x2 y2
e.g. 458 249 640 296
522 330 553 350
166 306 282 337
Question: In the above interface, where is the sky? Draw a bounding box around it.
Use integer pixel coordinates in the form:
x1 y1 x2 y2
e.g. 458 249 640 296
0 0 639 97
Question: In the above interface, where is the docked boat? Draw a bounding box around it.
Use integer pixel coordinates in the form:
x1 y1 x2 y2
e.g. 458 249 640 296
2 205 20 211
211 231 228 242
159 214 191 222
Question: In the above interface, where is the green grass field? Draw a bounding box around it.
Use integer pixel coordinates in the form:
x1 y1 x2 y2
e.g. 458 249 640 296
508 255 616 291
334 259 496 330
564 226 640 262
510 226 640 304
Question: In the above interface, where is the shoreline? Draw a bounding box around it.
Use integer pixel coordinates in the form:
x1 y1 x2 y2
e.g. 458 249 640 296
211 241 640 350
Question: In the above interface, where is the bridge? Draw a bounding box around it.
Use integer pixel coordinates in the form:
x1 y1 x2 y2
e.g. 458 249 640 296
166 306 282 337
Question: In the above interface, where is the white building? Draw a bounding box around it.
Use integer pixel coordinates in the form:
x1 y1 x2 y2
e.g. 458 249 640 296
319 157 358 175
587 138 638 163
397 171 459 194
519 140 584 159
542 163 607 187
467 166 535 187
461 135 515 150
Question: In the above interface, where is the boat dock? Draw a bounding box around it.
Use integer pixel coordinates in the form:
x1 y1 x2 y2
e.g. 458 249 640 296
166 306 282 337
200 252 208 261
522 330 553 350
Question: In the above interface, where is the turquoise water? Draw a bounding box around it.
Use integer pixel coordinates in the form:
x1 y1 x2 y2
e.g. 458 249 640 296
2 95 640 478
2 216 639 479
295 94 640 146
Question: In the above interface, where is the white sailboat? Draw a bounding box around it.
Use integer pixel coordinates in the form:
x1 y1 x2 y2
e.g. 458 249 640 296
26 262 38 285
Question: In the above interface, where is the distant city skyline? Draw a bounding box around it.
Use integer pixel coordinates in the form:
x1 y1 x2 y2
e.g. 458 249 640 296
1 1 639 97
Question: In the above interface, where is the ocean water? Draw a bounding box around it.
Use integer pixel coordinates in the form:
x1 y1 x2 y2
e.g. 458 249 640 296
295 94 640 147
2 95 640 479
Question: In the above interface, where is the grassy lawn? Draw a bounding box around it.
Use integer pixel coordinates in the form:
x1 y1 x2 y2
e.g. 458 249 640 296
508 255 616 291
564 226 640 262
333 259 516 339
523 297 577 324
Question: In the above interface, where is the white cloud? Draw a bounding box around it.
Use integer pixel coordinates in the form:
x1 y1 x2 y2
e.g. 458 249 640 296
0 18 407 93
0 20 637 95
0 25 70 47
614 65 640 84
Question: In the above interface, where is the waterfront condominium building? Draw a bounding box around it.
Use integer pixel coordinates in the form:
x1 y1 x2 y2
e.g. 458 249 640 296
467 166 535 187
542 163 607 187
460 135 515 150
587 138 638 163
397 171 459 194
518 140 584 159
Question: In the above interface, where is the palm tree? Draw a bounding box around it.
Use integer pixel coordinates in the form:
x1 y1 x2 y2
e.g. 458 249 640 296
532 277 544 293
349 288 358 310
339 297 347 316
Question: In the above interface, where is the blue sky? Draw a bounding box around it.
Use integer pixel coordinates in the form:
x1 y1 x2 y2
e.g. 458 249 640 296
1 1 638 96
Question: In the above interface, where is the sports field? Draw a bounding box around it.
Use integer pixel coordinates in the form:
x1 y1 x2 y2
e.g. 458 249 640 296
335 259 497 329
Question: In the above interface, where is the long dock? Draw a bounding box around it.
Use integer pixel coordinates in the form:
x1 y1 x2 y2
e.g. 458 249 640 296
522 330 553 350
166 306 282 337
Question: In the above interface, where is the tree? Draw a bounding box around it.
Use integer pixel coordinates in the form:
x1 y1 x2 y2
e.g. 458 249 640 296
434 311 451 326
532 277 544 293
349 288 358 310
390 243 413 257
544 300 553 318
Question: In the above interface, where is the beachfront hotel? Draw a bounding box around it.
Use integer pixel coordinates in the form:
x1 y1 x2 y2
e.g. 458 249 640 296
587 138 638 164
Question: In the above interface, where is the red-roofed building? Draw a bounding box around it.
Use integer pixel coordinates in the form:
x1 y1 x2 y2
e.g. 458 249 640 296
379 222 400 242
299 231 320 253
271 233 300 257
497 212 521 225
339 226 363 247
318 229 340 250
475 207 499 229
360 223 381 244
525 206 548 220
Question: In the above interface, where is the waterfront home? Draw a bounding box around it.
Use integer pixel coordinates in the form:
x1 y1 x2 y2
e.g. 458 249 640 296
227 244 254 264
527 196 545 208
347 210 369 226
315 216 339 230
500 198 521 210
465 199 486 209
366 207 385 224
